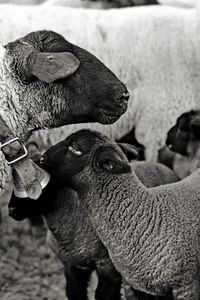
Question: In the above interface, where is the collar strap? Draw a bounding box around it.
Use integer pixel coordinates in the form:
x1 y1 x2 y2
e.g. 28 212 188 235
0 115 43 199
1 137 28 164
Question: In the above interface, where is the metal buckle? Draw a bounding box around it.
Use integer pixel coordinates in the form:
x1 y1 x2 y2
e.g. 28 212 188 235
1 137 28 165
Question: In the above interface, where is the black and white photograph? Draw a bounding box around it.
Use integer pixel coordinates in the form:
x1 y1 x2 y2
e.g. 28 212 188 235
0 0 199 299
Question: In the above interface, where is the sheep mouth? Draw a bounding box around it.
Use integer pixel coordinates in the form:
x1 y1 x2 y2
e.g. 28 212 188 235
98 109 126 124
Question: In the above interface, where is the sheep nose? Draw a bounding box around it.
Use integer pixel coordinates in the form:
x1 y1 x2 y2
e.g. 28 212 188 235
40 157 45 164
120 91 130 104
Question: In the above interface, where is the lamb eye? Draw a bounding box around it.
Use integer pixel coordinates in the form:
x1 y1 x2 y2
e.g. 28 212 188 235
102 161 113 171
68 145 83 156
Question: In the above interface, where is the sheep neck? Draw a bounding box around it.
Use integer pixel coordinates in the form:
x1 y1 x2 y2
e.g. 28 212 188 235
83 170 155 252
81 168 200 295
0 46 55 141
79 170 181 294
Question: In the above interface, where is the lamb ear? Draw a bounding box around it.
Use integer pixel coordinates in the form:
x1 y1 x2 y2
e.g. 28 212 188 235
117 143 138 161
94 145 131 174
29 52 80 83
190 115 200 138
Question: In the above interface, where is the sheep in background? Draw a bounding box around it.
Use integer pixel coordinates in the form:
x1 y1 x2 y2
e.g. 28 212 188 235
37 128 200 299
9 140 178 300
43 0 107 9
0 29 128 197
0 0 158 7
158 0 197 8
116 127 145 160
1 2 200 160
166 110 200 178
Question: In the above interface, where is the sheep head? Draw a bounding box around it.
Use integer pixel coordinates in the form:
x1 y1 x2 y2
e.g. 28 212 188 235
40 129 137 190
9 130 137 220
2 30 129 141
166 110 200 157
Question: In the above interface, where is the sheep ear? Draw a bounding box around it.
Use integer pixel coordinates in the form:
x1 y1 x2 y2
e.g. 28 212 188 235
29 52 80 83
94 146 131 174
190 115 200 139
117 143 138 161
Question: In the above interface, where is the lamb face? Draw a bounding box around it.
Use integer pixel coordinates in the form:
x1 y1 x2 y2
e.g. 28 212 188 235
40 129 133 191
166 110 200 176
166 110 200 156
1 30 129 140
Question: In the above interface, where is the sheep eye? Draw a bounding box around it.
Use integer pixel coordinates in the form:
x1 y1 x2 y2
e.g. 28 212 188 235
68 145 83 156
102 161 113 171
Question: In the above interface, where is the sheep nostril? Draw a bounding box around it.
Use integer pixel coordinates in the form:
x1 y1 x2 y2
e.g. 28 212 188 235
40 157 45 164
120 91 130 103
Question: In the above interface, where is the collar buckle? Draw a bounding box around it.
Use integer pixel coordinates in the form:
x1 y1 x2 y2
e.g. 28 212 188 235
1 137 28 165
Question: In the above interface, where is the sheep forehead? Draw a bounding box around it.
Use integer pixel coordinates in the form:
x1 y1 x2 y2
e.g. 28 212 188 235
22 30 72 53
67 129 115 153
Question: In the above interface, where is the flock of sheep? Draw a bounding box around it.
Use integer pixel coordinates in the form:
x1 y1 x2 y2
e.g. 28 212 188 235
2 0 200 300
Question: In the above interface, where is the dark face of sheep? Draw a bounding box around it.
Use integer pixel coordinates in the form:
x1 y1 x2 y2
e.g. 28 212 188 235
166 110 200 156
40 129 137 190
4 30 129 128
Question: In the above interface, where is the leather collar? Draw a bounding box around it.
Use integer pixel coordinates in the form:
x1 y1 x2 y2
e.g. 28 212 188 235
0 115 44 199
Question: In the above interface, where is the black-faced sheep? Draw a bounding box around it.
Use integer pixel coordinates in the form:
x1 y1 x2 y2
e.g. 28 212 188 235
32 128 200 300
166 110 200 178
9 143 138 300
0 29 128 196
9 139 178 300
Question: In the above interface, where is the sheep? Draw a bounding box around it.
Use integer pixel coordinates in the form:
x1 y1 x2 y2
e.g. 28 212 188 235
30 128 200 299
116 127 145 160
9 142 138 300
9 136 179 300
0 3 200 160
116 128 176 169
166 110 200 178
158 0 197 8
0 29 128 197
0 0 157 7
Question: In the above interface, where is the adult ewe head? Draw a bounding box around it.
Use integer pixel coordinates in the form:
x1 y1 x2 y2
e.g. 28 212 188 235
1 30 129 141
40 129 137 191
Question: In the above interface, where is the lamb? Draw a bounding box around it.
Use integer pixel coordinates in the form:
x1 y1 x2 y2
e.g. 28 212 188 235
1 3 200 160
166 110 200 178
0 29 128 197
9 139 179 300
30 128 200 299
